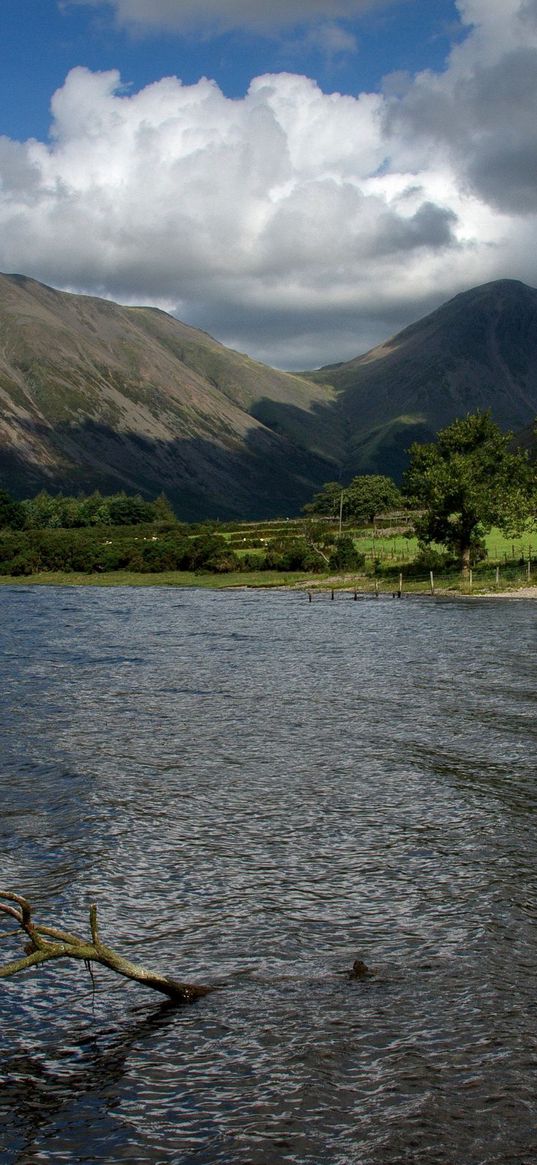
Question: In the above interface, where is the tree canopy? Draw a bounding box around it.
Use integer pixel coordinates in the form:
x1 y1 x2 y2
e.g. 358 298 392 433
403 411 536 576
0 489 177 531
303 474 402 524
0 489 24 530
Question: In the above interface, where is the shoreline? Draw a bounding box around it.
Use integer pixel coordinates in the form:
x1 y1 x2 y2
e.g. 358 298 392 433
0 570 536 598
472 585 537 599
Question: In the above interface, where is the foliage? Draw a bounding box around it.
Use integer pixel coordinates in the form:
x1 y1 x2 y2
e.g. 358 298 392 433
0 526 242 576
328 535 365 571
412 544 457 572
0 489 25 530
19 490 177 530
302 480 342 517
403 411 536 575
264 536 326 572
303 474 402 523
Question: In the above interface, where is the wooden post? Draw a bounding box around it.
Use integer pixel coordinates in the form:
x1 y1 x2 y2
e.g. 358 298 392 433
528 558 531 581
429 570 434 595
353 589 358 601
308 591 312 602
398 572 403 598
469 569 473 590
331 588 335 600
495 565 500 586
374 579 379 598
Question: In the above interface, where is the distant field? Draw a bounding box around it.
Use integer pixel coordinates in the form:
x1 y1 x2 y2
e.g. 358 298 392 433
222 519 536 563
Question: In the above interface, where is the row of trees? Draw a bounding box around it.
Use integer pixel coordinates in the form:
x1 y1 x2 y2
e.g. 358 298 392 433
304 412 536 578
0 489 176 530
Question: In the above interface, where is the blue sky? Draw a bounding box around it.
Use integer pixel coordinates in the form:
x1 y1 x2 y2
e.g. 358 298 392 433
3 1 462 142
0 1 536 367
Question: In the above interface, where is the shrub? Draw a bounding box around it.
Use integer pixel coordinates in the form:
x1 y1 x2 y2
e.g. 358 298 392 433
411 544 456 573
328 535 365 571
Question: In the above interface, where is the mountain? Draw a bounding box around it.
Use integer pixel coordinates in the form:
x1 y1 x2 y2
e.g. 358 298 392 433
1 274 536 517
0 273 341 519
306 279 537 481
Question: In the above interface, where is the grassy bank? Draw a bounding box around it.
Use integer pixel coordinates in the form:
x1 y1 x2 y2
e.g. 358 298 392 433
0 563 534 594
0 569 313 589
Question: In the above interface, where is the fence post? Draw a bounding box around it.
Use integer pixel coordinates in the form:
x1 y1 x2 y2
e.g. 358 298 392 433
429 570 434 595
495 565 500 586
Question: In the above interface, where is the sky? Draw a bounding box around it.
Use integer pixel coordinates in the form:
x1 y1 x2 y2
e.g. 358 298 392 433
1 0 536 369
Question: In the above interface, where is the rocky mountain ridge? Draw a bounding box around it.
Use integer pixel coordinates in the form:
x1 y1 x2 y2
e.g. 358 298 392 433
0 274 536 517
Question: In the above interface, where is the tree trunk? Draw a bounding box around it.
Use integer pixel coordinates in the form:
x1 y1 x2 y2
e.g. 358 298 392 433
461 543 471 580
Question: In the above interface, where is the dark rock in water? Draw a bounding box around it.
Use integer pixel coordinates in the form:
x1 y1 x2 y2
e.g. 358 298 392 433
348 959 373 979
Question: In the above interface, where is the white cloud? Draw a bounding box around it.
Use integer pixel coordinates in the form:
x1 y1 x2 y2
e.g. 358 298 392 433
1 0 537 367
70 0 398 35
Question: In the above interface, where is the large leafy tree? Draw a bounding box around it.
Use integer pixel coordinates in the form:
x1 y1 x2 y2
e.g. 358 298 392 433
404 412 535 577
304 474 402 523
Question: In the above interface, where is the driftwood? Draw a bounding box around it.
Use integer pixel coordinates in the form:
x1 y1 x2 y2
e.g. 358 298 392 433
0 891 212 1004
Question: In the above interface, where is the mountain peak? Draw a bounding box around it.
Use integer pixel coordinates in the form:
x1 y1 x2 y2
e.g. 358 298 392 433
309 278 537 481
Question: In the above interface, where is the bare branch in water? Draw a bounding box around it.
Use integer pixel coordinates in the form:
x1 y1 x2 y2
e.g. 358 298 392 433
0 891 213 1004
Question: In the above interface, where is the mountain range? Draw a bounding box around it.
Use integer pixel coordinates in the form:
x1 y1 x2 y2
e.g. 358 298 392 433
0 273 536 518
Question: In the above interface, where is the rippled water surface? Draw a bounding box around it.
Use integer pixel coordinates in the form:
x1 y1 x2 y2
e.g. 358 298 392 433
1 585 536 1164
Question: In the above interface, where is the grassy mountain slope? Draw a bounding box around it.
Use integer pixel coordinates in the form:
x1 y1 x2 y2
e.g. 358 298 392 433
1 274 536 515
307 279 537 480
0 273 340 518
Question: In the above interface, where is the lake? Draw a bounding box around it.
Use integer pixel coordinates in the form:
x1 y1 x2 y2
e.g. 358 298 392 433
0 585 536 1164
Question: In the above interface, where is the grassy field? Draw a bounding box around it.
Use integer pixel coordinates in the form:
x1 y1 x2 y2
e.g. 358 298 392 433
219 519 535 563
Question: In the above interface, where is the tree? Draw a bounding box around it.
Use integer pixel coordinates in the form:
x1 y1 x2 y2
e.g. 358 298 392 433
0 489 24 530
403 411 535 578
151 492 177 523
328 534 365 571
107 492 151 526
21 490 64 528
302 481 342 518
303 475 401 524
344 475 402 523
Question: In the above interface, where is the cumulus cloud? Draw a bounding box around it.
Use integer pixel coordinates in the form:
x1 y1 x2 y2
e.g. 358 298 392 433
71 0 399 35
386 0 537 215
1 0 537 367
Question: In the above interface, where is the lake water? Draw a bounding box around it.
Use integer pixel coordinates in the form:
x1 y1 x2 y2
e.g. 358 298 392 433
0 585 536 1165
